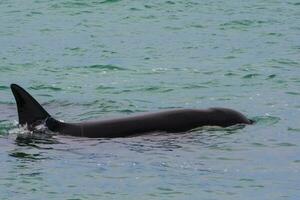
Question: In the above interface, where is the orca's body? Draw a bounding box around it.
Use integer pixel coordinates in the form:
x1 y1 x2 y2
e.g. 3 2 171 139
11 84 252 138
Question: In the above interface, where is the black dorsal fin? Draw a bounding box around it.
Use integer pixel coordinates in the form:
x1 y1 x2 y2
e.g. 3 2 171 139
11 84 50 127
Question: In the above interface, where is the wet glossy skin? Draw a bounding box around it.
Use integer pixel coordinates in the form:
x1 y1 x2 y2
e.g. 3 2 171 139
11 84 252 138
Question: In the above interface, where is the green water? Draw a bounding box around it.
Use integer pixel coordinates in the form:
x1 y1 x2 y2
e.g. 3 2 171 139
0 0 300 199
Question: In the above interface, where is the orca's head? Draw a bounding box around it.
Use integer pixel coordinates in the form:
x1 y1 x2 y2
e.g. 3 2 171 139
209 107 252 126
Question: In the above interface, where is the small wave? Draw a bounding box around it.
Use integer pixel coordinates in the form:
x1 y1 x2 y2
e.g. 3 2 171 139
100 0 121 4
5 119 58 145
0 85 9 90
29 85 62 91
220 20 270 30
251 116 280 126
275 142 297 147
287 127 300 132
288 2 300 5
224 72 238 76
9 152 44 160
190 124 246 135
286 91 300 96
56 1 92 8
272 59 299 67
0 120 15 136
0 66 15 72
266 74 276 79
86 64 127 71
242 73 261 79
143 86 173 93
15 133 58 146
182 84 208 89
266 32 283 37
96 85 115 90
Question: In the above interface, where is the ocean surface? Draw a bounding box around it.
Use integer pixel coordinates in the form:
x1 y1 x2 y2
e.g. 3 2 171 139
0 0 300 199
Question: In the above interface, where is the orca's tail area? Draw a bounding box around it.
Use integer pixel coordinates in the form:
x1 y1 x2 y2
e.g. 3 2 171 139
11 84 51 129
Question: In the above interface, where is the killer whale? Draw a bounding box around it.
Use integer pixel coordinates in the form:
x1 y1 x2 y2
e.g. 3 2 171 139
11 84 253 138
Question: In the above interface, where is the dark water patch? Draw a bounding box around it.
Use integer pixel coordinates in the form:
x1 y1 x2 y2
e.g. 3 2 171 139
43 67 62 73
190 24 205 29
117 108 148 114
287 2 300 5
26 11 43 17
249 185 265 188
266 74 276 79
129 7 142 11
216 157 244 161
100 0 121 4
102 50 117 54
164 26 182 31
251 142 268 147
157 187 183 195
224 55 236 59
286 91 300 96
157 106 181 110
200 80 219 86
20 172 42 177
74 10 94 15
96 85 115 90
144 4 154 9
266 32 283 37
15 135 58 149
111 89 133 94
242 73 261 79
65 47 86 52
182 46 198 50
86 64 127 71
165 1 175 5
29 85 62 91
60 1 92 8
291 45 300 50
0 85 9 90
287 127 300 132
182 84 208 89
66 198 83 200
142 86 174 93
239 178 254 182
118 109 137 114
224 72 238 76
9 152 44 160
39 28 52 33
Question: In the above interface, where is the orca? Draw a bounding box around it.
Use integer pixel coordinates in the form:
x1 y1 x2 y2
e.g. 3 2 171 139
10 84 253 138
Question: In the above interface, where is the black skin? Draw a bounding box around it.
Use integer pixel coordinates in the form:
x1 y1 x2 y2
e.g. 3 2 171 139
11 84 253 138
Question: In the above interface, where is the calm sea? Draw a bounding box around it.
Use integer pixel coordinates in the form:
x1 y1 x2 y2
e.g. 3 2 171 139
0 0 300 199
